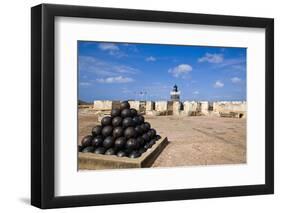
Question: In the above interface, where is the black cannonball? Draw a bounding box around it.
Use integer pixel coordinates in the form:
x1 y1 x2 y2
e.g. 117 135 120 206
135 125 143 135
155 135 161 140
147 130 156 139
150 128 157 138
92 136 103 147
115 137 126 149
132 116 140 126
116 150 127 157
149 139 156 144
124 127 136 139
103 136 114 149
149 139 156 146
121 108 132 118
123 149 132 155
139 147 147 154
94 147 106 154
105 148 116 155
78 145 84 152
120 101 130 110
111 108 121 117
126 138 138 151
144 122 151 130
143 143 150 149
138 115 144 124
122 117 133 128
140 124 147 133
142 133 150 142
130 108 138 117
81 135 93 147
112 126 123 138
112 116 122 127
147 143 153 149
82 146 95 153
147 130 153 139
129 150 141 158
92 125 102 136
136 136 145 146
139 124 147 133
101 116 112 126
102 125 113 137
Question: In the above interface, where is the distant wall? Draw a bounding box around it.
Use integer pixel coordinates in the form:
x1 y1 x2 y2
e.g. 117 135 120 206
93 100 120 111
213 101 247 118
128 101 140 111
91 100 247 118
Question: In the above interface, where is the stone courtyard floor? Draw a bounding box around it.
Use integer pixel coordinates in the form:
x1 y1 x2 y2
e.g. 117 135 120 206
78 111 246 168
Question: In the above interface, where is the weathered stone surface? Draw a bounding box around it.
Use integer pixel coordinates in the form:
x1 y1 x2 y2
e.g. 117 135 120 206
93 100 120 111
146 110 161 116
200 101 209 115
92 100 246 118
146 101 155 111
184 101 199 115
155 101 168 112
172 101 181 116
128 101 140 111
213 101 246 118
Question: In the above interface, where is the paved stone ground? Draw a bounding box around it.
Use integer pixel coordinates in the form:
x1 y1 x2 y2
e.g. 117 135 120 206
78 111 246 168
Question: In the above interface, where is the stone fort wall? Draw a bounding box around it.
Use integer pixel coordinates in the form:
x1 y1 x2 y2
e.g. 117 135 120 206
82 100 247 118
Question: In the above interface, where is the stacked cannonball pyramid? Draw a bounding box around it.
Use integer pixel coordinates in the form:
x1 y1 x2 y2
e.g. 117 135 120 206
78 101 161 158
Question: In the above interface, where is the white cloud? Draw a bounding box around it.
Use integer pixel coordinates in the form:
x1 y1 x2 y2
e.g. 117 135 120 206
98 43 126 57
114 65 138 74
231 77 241 83
79 82 91 87
145 56 156 62
98 43 119 51
213 80 224 88
198 53 224 63
218 58 246 70
193 91 199 95
168 64 192 78
97 76 134 84
79 56 138 77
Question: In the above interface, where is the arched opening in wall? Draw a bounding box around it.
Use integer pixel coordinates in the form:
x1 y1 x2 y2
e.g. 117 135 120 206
152 102 155 110
180 102 184 110
208 102 213 111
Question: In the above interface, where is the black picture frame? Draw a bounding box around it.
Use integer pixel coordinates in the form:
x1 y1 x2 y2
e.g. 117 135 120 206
31 3 274 209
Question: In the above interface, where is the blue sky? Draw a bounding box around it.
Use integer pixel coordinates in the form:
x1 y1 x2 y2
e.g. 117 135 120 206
78 41 246 102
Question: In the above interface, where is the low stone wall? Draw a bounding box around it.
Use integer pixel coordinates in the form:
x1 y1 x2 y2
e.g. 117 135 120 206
128 101 141 111
213 101 246 118
146 101 155 111
91 100 247 118
172 101 181 116
155 101 168 112
183 101 199 116
200 101 209 115
93 100 120 111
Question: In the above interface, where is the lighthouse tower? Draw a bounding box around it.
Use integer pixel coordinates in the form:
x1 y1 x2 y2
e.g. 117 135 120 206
170 84 180 101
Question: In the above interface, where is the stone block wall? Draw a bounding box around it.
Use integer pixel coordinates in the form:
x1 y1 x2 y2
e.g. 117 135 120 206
91 100 246 118
146 101 155 111
128 101 141 111
213 101 247 118
155 101 168 112
200 101 209 115
172 101 181 116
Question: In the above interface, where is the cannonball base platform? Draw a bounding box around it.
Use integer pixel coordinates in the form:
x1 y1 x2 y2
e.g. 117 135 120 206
79 136 168 170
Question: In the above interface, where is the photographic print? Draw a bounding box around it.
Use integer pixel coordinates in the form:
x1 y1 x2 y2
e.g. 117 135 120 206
31 4 273 208
78 41 247 170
